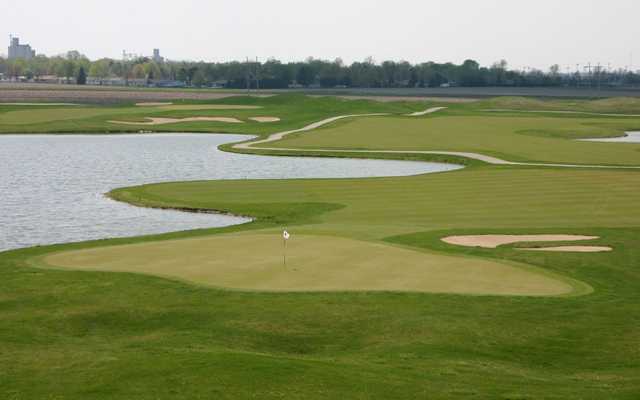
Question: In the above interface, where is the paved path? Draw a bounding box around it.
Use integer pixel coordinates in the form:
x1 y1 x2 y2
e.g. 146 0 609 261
232 112 640 170
407 106 448 116
234 114 389 149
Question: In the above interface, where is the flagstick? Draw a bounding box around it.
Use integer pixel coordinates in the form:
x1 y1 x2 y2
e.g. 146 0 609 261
283 235 287 267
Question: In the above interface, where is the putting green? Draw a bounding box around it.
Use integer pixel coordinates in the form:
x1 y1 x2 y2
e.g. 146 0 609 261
43 233 578 296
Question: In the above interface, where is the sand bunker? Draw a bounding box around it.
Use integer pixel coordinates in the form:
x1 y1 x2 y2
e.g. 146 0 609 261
109 117 244 125
249 117 281 123
519 246 612 253
442 234 599 249
135 102 173 106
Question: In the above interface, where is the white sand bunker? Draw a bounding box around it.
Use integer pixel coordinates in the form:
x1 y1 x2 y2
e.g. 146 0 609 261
135 102 173 106
442 234 599 249
249 117 281 123
519 246 612 253
109 117 244 125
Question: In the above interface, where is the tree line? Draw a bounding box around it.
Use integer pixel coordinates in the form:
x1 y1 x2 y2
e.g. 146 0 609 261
1 51 639 89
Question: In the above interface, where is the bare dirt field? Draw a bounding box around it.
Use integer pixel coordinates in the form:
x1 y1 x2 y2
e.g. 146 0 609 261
0 84 273 103
310 95 477 103
288 86 640 99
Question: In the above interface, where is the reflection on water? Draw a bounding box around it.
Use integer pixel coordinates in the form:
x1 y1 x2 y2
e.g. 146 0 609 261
0 134 461 251
580 132 640 143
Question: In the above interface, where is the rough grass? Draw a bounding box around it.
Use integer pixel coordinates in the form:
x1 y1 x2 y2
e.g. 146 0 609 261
477 96 640 114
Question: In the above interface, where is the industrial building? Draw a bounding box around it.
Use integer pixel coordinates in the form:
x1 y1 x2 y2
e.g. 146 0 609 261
8 36 36 60
152 49 164 63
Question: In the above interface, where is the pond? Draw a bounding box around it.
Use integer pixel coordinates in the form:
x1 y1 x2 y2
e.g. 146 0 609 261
0 134 462 251
580 132 640 143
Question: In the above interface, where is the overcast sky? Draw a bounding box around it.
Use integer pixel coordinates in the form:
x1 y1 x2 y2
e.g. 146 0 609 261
3 0 639 71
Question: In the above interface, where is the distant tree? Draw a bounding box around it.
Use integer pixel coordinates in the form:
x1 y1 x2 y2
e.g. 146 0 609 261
143 62 162 82
76 67 87 85
89 59 110 84
187 67 198 85
489 60 508 85
192 69 207 87
296 65 315 86
8 59 26 80
131 64 146 79
59 60 76 83
65 50 85 61
176 67 188 83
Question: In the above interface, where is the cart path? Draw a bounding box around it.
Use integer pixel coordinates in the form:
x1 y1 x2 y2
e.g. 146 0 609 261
232 112 640 169
407 106 448 116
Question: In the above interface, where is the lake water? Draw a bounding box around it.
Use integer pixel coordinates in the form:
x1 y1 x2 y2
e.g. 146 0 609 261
0 134 461 251
580 132 640 143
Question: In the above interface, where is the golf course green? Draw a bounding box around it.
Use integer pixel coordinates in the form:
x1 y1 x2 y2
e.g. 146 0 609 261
2 94 640 398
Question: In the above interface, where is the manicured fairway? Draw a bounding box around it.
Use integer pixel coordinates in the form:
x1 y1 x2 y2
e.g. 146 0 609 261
43 233 578 295
110 167 640 239
3 94 640 398
0 95 427 134
261 114 640 166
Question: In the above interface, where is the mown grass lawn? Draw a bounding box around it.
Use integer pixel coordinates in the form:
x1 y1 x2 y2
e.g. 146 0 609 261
2 94 640 398
262 113 640 166
0 94 426 134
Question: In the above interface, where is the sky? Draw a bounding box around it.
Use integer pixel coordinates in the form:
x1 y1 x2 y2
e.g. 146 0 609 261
2 0 639 71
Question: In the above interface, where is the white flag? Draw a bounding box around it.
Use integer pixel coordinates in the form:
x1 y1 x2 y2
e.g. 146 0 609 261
283 230 290 240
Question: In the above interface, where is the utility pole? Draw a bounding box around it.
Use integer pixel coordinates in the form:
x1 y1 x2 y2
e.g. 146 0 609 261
246 57 251 95
255 57 260 91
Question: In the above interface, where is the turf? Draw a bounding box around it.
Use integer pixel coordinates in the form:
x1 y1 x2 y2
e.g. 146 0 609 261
261 114 640 166
42 233 579 296
0 94 427 134
476 96 640 114
2 94 640 398
109 167 640 237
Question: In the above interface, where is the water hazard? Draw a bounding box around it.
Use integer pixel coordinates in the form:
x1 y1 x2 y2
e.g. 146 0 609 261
0 134 462 251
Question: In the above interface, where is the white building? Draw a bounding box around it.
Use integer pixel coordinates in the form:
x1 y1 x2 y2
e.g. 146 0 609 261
8 37 36 60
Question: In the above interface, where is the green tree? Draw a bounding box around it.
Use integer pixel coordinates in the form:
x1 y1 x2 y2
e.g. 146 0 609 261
131 64 146 79
8 59 26 80
296 65 315 86
57 60 76 83
192 69 207 87
76 67 87 85
89 59 111 84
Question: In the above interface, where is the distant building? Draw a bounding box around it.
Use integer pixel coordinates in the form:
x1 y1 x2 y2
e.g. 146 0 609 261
8 37 36 60
152 48 164 63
